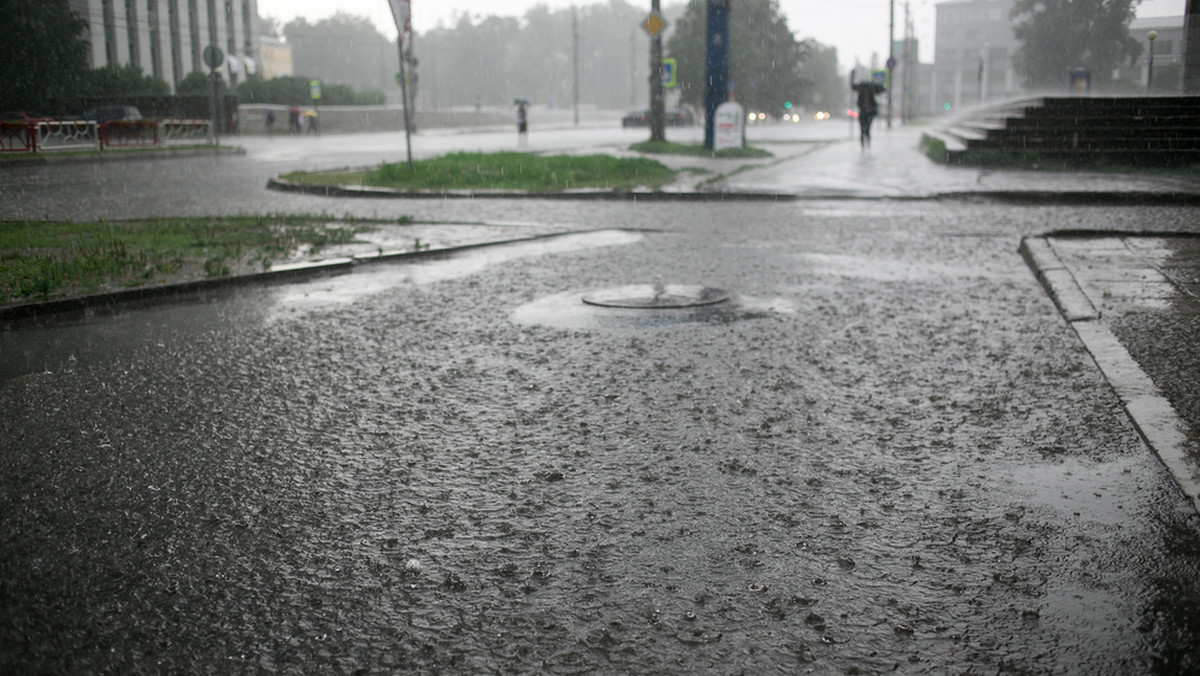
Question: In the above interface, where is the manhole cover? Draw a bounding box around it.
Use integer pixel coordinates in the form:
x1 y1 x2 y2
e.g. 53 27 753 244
581 284 730 309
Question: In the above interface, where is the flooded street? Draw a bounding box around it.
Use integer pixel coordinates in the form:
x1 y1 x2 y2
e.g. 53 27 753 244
3 195 1199 673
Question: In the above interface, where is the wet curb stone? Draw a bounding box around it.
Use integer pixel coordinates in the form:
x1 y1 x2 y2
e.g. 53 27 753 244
266 177 1200 205
265 177 798 201
0 145 244 167
0 230 584 324
1020 234 1200 515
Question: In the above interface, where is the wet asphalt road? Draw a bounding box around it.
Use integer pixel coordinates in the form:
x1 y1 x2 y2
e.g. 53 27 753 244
3 137 1200 673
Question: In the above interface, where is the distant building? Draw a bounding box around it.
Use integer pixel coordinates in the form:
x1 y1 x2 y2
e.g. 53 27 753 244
258 35 292 80
1128 16 1185 91
932 0 1020 114
67 0 260 90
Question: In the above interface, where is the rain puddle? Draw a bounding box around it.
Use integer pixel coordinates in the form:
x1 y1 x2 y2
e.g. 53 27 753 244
1 230 642 382
512 289 797 330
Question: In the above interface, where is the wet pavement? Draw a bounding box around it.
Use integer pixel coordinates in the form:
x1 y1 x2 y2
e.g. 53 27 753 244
2 123 1200 673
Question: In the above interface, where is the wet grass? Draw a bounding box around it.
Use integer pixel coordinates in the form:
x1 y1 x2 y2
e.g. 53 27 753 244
0 213 407 303
282 151 677 192
629 140 773 159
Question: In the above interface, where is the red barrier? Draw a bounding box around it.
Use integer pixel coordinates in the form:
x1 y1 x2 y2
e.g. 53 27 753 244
0 122 37 152
99 120 158 150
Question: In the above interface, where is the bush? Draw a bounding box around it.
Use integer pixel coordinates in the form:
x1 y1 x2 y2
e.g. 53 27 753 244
236 76 384 106
176 71 212 95
78 64 170 99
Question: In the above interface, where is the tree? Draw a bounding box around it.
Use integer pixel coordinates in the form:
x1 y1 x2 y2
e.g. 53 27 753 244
177 71 212 95
1011 0 1142 91
665 0 811 114
285 12 395 94
0 0 89 113
235 76 384 106
77 65 172 99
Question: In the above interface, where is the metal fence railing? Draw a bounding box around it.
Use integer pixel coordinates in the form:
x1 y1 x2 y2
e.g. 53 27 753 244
0 119 213 154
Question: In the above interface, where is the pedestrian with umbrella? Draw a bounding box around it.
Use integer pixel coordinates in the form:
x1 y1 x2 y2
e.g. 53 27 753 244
514 98 529 147
852 81 884 148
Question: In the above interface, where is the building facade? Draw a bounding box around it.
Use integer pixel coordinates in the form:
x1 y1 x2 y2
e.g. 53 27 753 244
257 35 292 80
67 0 260 90
932 0 1020 114
1127 16 1186 91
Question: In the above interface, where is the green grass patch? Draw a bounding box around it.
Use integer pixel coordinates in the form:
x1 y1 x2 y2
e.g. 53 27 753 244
0 213 408 303
283 151 676 192
919 134 949 164
629 140 773 159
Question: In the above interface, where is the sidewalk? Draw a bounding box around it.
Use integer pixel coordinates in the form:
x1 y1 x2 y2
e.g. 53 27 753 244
723 124 1200 200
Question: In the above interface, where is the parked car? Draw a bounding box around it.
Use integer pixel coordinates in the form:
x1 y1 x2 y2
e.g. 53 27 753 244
621 108 695 128
83 106 142 123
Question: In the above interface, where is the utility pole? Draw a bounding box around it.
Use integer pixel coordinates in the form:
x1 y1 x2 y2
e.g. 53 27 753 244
573 7 580 127
649 0 666 142
887 0 895 129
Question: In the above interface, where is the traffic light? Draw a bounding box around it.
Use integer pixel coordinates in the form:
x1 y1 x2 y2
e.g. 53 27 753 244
784 101 792 109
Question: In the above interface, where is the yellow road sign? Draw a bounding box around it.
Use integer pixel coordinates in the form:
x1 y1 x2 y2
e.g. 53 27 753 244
642 11 668 37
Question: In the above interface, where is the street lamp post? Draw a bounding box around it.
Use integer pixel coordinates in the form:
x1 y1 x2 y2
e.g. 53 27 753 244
1148 31 1158 90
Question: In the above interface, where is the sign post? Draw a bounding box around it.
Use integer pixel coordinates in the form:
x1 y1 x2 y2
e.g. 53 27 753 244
388 0 414 171
202 44 224 144
703 0 731 149
643 2 668 143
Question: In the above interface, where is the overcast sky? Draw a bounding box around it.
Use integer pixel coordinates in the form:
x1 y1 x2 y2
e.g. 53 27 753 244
257 0 1187 68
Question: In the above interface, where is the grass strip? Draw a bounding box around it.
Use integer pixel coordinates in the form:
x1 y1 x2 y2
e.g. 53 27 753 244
0 213 407 303
282 151 676 192
629 141 773 159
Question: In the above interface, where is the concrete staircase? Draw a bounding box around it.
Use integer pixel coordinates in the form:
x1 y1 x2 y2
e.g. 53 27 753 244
930 96 1200 167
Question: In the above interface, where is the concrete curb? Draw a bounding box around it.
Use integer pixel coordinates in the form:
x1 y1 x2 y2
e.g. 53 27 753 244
0 145 244 167
1020 235 1200 515
265 177 798 202
1018 237 1101 322
0 230 587 324
267 177 1200 206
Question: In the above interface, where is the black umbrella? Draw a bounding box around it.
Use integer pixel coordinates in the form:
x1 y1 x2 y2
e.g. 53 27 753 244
513 98 531 106
852 81 886 94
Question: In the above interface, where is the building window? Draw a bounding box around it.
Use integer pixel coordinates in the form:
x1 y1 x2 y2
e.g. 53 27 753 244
169 0 183 86
126 0 141 69
1153 39 1173 56
148 0 163 79
189 0 201 70
102 0 118 66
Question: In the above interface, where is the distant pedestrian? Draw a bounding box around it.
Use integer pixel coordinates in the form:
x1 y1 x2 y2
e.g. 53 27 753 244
264 109 276 136
287 106 302 134
852 82 882 148
304 109 320 136
515 100 528 147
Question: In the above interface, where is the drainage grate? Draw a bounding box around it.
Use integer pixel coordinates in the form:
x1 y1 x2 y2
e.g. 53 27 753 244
581 284 731 309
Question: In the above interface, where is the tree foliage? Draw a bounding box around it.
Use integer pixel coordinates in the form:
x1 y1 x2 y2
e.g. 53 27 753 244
285 12 396 94
0 0 89 113
77 65 172 99
1011 0 1142 90
416 1 674 110
235 76 384 106
177 71 213 95
666 0 832 114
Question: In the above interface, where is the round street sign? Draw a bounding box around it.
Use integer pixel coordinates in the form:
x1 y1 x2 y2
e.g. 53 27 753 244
203 44 224 70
